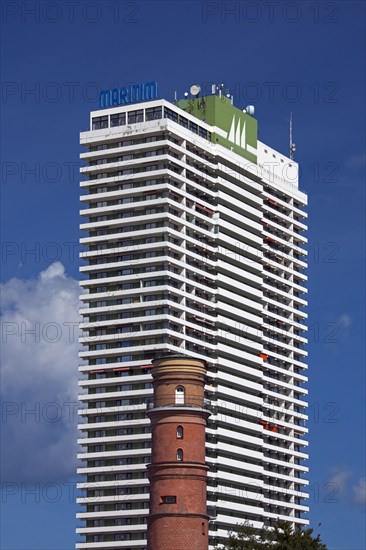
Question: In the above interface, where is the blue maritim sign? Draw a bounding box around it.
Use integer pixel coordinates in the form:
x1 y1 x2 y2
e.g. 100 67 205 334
99 81 158 109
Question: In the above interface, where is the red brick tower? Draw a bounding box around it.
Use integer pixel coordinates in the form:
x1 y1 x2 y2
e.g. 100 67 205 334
146 355 211 550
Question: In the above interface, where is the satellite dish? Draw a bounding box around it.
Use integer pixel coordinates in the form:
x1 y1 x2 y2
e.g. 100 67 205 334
190 84 201 96
245 105 255 116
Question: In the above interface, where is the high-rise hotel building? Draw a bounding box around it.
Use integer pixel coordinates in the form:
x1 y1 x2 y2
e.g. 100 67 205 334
76 83 309 549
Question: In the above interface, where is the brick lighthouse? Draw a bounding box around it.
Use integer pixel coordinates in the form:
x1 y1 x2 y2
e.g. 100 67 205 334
146 354 211 550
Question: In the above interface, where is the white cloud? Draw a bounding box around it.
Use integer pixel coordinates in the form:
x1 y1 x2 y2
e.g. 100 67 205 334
0 262 81 482
39 260 66 280
352 477 366 506
328 466 351 494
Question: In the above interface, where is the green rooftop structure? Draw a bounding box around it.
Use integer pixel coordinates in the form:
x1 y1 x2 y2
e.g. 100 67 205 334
176 94 257 163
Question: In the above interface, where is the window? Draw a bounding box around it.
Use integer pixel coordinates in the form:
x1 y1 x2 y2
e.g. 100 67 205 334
119 282 136 290
161 495 176 504
144 322 159 330
116 428 132 436
119 312 132 319
179 116 188 128
95 343 106 350
115 502 132 510
128 109 143 124
116 472 132 480
177 448 183 461
110 113 126 127
116 458 132 465
117 413 132 420
189 121 198 134
144 279 159 287
175 386 185 404
115 517 132 525
119 325 133 333
146 107 162 121
115 439 133 449
95 287 107 293
116 484 132 492
115 533 131 541
92 116 108 130
164 107 178 123
91 445 104 453
176 425 183 439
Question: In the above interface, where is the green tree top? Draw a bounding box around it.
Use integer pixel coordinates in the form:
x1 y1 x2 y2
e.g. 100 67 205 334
216 520 327 550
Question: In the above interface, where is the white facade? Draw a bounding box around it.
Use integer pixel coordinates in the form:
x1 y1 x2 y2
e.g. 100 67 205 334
76 97 309 549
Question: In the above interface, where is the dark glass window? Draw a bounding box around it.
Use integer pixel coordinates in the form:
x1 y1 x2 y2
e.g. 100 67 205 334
110 113 126 127
179 117 188 128
164 108 178 123
162 495 176 504
92 116 108 130
128 110 143 124
189 121 198 134
146 107 162 121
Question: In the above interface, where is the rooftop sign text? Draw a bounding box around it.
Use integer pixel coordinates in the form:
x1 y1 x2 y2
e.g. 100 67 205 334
99 81 158 109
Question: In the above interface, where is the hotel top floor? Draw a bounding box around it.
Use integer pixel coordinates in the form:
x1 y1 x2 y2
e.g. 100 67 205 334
80 83 305 200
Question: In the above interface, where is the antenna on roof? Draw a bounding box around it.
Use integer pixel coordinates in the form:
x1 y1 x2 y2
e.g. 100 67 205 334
289 112 296 160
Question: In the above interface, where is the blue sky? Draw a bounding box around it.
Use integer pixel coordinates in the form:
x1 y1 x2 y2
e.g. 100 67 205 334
1 1 365 549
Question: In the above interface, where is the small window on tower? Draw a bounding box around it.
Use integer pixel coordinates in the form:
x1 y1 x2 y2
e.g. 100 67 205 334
161 495 176 504
177 448 183 461
175 386 185 404
176 425 183 439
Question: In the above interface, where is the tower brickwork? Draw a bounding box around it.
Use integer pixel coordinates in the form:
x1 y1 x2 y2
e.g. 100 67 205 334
146 355 210 550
